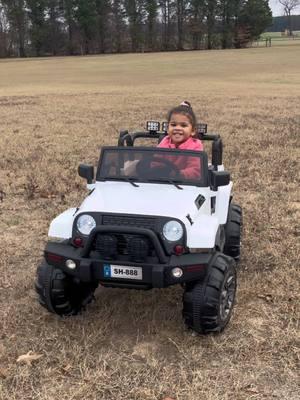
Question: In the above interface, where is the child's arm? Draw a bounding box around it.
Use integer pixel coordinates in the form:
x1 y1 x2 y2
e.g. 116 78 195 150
180 140 203 178
180 157 201 179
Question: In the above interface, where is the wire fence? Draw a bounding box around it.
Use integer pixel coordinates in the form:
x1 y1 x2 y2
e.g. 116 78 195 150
252 34 300 47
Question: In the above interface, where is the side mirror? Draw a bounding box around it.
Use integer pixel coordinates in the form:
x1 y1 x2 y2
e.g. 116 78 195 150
78 164 94 184
210 170 230 191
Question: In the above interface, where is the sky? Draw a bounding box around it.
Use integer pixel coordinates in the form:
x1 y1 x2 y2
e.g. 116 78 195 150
269 0 300 16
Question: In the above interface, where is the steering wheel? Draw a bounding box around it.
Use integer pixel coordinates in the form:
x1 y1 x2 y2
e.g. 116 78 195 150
136 155 180 178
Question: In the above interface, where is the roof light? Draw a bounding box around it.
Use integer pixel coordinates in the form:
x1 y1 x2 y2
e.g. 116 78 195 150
162 122 168 132
197 123 207 135
146 121 160 133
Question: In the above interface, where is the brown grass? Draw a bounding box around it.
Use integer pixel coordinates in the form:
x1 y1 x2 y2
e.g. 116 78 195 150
0 45 299 400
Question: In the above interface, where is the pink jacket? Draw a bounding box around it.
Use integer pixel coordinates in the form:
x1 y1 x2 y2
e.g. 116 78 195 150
158 136 203 151
157 136 203 179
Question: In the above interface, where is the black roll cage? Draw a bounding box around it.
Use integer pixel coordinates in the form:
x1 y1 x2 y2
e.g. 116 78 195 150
117 126 223 170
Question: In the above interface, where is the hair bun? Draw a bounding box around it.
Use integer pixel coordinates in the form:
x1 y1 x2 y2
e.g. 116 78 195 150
180 100 192 108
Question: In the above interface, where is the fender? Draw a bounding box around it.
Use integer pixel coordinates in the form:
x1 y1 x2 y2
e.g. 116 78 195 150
48 208 77 239
215 182 232 224
187 214 219 249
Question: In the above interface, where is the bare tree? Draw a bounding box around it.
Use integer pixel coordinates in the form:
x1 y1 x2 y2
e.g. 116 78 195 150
0 2 9 56
278 0 300 34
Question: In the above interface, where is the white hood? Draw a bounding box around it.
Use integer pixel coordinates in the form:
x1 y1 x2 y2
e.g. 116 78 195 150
49 180 231 249
77 181 210 225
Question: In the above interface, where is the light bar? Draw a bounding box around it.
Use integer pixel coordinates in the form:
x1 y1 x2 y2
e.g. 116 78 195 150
146 121 160 132
197 123 208 135
162 122 168 132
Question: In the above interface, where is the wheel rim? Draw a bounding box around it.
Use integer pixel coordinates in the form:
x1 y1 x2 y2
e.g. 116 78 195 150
220 274 236 321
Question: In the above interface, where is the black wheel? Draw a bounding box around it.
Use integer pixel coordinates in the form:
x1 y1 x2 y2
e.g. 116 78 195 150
182 255 236 334
224 203 242 261
35 261 98 316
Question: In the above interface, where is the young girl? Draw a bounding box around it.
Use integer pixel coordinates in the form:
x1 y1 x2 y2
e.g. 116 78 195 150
157 101 203 178
124 101 203 178
158 101 203 151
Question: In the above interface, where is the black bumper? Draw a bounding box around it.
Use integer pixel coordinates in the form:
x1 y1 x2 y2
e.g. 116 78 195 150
44 242 215 289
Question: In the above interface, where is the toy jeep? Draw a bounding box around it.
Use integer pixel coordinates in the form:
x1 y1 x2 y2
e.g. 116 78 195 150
35 121 242 334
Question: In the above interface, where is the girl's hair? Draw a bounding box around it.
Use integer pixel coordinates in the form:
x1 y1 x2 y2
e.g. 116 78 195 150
167 101 197 129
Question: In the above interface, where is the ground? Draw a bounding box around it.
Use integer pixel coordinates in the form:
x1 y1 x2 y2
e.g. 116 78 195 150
0 43 299 399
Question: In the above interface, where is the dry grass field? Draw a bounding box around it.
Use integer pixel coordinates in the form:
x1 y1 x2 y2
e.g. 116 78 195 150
0 44 299 400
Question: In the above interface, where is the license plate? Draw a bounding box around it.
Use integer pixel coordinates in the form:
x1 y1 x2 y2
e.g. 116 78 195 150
103 264 143 280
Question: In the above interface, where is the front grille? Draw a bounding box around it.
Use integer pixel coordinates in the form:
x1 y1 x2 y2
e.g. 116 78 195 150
102 215 157 230
90 214 161 262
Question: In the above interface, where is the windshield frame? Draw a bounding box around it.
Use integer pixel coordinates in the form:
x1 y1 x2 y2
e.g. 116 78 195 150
96 146 209 187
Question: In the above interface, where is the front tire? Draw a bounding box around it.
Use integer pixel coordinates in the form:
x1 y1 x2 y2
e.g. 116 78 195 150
35 261 98 315
182 254 236 334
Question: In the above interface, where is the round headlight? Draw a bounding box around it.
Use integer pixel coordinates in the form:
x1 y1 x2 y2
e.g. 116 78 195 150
76 214 96 235
163 220 183 241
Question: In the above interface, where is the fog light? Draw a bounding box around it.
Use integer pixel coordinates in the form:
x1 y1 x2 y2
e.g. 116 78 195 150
95 234 117 259
172 267 183 278
128 236 149 262
66 259 76 270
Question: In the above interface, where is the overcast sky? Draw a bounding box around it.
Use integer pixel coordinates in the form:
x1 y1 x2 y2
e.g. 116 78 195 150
269 0 300 16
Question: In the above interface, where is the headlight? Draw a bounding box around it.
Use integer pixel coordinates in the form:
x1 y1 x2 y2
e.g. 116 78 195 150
76 214 96 235
163 220 183 241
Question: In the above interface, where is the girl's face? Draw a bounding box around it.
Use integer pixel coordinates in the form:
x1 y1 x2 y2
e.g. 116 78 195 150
168 113 195 145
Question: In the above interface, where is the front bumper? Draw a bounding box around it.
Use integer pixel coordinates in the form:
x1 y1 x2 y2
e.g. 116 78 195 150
45 242 215 288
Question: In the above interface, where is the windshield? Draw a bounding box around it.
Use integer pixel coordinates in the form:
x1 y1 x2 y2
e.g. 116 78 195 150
96 147 209 187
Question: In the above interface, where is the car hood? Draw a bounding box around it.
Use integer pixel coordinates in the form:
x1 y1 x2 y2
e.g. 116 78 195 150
77 181 210 225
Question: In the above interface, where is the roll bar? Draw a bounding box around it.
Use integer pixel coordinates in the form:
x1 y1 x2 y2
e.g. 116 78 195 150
117 124 223 169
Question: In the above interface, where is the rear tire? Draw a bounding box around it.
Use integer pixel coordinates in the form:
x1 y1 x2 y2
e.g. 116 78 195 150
35 261 97 315
224 203 242 261
182 254 236 334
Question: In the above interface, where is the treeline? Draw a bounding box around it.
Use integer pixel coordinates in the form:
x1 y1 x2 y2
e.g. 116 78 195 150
0 0 272 58
267 15 300 32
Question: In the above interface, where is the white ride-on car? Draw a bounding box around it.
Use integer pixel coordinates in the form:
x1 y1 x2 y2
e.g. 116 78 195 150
35 122 242 334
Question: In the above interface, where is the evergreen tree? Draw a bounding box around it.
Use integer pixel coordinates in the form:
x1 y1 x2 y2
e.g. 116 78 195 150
45 0 64 55
95 0 111 53
188 0 205 50
219 0 237 49
0 0 279 56
176 0 187 50
74 0 98 54
124 0 145 52
62 0 77 55
111 0 126 52
27 0 48 56
159 0 175 50
239 0 272 41
2 0 26 56
145 0 158 50
205 0 217 49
